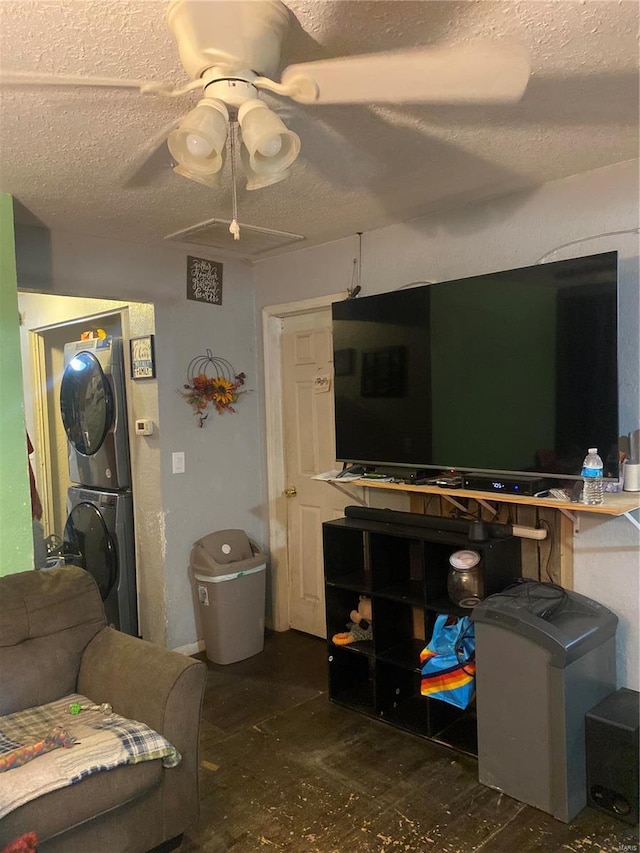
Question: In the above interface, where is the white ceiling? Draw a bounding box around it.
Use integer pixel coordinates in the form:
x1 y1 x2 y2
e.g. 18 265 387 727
0 1 638 262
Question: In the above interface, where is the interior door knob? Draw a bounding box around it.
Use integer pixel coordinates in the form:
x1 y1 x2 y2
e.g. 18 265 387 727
284 487 297 497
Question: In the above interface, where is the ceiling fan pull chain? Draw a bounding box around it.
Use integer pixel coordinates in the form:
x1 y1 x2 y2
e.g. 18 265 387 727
228 120 241 241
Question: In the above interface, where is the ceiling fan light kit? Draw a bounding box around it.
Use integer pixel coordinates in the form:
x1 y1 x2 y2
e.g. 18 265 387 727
167 98 229 175
237 99 301 175
173 160 224 190
167 94 300 188
240 146 290 191
164 0 303 193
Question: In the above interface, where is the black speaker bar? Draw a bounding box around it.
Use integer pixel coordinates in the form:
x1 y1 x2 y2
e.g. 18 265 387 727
344 505 512 542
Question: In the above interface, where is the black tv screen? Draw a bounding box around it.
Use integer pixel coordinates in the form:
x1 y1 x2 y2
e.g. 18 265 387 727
332 251 619 481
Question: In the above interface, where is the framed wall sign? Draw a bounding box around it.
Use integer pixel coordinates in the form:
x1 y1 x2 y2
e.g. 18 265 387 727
130 335 156 380
186 255 223 305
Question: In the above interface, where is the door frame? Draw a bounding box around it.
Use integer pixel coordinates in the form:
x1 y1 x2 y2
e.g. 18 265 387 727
28 308 129 535
262 293 345 632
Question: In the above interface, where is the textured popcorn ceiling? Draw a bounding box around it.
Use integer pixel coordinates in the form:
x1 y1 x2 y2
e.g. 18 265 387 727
0 1 637 261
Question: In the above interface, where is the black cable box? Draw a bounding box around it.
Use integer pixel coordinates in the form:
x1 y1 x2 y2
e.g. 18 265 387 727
368 466 430 483
462 474 549 496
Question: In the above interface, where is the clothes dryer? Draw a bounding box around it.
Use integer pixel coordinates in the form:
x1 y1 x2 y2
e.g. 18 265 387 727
63 486 138 637
60 336 131 490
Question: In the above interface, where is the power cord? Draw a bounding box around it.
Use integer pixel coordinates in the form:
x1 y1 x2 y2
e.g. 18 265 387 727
396 279 436 290
536 518 555 582
347 232 363 298
390 227 638 298
490 578 568 620
533 228 639 266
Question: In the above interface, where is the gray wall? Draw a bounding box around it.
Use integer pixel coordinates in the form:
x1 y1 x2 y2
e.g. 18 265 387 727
154 272 266 650
16 232 264 651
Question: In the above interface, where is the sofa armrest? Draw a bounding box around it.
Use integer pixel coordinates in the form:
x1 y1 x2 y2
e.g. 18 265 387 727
77 627 207 840
77 627 206 736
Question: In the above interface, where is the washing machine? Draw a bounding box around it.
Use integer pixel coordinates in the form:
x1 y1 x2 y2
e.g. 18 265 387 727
63 486 138 637
60 335 131 490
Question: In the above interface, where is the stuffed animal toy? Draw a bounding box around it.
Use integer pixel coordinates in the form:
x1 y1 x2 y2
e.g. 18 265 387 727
350 595 372 629
332 595 373 645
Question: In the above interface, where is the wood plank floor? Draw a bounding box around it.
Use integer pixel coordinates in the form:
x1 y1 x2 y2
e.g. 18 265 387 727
181 630 638 853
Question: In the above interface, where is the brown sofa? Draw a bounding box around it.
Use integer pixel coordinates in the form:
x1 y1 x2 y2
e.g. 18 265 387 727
0 566 207 853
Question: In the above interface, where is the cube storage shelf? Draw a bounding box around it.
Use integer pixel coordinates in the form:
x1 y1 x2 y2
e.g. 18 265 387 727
323 516 522 756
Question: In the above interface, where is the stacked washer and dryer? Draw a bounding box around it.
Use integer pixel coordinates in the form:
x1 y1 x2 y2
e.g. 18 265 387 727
59 336 138 637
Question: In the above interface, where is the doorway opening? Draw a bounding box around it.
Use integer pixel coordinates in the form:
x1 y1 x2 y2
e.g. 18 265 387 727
17 290 165 643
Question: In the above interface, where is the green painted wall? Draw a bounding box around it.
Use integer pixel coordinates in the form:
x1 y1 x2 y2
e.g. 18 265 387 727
0 193 32 574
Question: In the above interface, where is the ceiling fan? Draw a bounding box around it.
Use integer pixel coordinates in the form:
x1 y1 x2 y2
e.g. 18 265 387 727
1 0 531 213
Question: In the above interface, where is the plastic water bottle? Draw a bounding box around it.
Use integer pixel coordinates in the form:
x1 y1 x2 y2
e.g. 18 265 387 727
581 447 604 505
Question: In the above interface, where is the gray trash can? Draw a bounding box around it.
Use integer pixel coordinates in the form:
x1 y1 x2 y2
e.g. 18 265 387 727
190 529 267 665
472 581 618 822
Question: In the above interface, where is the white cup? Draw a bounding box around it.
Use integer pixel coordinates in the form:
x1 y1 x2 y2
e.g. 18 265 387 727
623 461 640 492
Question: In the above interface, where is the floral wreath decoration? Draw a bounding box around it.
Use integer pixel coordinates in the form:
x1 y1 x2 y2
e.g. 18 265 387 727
179 350 248 427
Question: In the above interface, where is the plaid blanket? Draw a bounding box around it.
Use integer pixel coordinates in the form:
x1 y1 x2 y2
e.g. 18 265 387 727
0 694 181 819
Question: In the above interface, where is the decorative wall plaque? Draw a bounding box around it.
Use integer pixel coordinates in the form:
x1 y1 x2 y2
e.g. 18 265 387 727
186 255 223 305
130 335 156 380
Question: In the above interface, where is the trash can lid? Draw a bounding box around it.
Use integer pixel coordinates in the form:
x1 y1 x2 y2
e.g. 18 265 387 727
195 529 255 562
190 529 265 578
472 581 618 667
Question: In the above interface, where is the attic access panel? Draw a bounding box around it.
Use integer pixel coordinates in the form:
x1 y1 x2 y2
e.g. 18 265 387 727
165 219 305 259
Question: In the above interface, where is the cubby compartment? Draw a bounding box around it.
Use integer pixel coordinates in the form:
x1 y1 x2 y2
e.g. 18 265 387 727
328 646 374 713
369 533 425 603
326 585 373 655
322 524 369 590
374 598 426 670
373 661 478 752
323 514 521 757
423 542 457 603
375 663 431 738
428 699 478 757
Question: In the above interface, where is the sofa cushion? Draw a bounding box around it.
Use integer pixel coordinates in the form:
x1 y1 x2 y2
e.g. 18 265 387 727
0 759 162 846
0 567 107 715
0 693 181 821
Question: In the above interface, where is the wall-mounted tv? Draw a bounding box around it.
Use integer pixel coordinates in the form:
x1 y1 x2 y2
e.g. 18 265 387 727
332 251 619 481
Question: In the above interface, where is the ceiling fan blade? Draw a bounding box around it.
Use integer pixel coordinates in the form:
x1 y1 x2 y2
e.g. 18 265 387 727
0 70 187 97
280 42 531 106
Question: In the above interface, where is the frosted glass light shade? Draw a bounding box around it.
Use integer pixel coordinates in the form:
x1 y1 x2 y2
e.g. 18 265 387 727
168 98 229 175
173 152 225 188
240 144 289 190
238 99 300 176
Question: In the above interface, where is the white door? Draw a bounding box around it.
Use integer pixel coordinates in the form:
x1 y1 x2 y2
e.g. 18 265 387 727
280 308 354 637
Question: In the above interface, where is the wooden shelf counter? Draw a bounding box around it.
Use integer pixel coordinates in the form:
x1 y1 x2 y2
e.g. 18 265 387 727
345 479 640 518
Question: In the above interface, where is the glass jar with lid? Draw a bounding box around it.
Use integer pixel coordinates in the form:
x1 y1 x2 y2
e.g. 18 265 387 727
447 549 484 608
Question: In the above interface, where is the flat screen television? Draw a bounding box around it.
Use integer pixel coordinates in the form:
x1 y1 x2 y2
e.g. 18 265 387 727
332 251 619 482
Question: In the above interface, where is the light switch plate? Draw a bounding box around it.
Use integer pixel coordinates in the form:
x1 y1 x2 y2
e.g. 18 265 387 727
172 451 185 474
